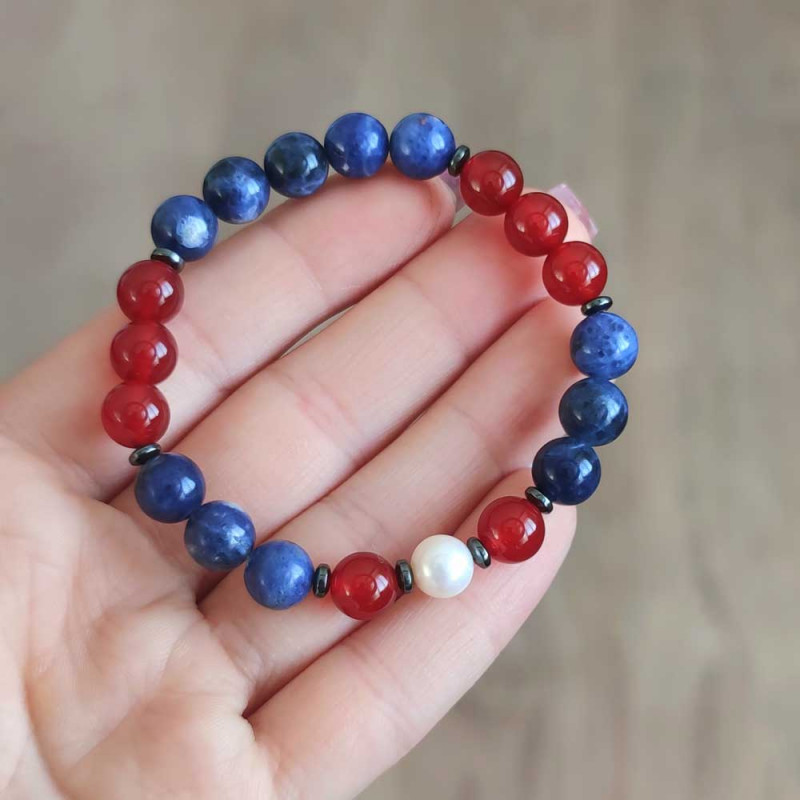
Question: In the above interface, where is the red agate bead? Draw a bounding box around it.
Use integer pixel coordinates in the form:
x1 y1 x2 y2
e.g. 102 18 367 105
477 496 545 563
460 150 523 216
117 260 184 322
110 322 178 383
330 552 398 620
101 382 170 447
504 192 568 256
542 241 608 305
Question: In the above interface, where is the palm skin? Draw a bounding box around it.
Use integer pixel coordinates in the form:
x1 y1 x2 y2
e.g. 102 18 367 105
0 170 588 799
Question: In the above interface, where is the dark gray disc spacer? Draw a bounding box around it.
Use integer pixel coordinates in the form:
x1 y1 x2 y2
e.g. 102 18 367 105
448 145 471 176
151 247 185 272
312 564 331 598
395 559 414 593
129 443 162 466
525 486 554 514
581 296 613 316
466 537 491 568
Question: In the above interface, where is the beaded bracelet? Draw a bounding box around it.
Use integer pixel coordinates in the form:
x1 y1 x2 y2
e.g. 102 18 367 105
101 112 638 619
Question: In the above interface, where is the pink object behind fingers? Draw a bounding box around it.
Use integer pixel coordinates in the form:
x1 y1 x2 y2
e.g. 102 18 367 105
547 182 598 241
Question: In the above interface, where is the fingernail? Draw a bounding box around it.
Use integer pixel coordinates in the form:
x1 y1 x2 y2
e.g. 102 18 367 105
438 171 465 212
547 183 598 241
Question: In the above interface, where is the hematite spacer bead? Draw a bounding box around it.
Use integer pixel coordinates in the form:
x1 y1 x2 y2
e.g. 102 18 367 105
466 537 491 569
448 145 471 176
581 296 613 316
312 564 331 598
525 486 554 514
128 443 162 466
395 559 414 593
151 248 185 272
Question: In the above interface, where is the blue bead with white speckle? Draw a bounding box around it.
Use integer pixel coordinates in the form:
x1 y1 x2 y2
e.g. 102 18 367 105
151 195 218 261
135 453 205 523
264 132 329 198
244 540 314 610
570 311 639 379
324 112 389 178
559 379 629 446
389 113 456 180
202 157 269 224
532 437 601 505
184 501 255 570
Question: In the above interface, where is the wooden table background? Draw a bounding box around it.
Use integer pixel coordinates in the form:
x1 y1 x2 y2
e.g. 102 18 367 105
1 1 798 798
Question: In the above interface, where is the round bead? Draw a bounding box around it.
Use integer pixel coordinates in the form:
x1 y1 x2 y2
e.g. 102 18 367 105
504 192 569 256
244 540 314 610
542 241 608 305
324 113 389 178
184 501 255 571
460 150 523 216
389 113 456 180
570 311 639 379
532 437 601 506
110 322 178 384
559 378 629 446
264 132 329 198
329 552 398 620
410 535 474 599
477 496 545 563
117 260 184 323
151 195 218 262
101 382 170 448
202 156 269 224
134 453 205 523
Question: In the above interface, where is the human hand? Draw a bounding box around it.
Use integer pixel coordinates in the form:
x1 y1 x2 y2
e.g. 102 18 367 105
0 170 590 799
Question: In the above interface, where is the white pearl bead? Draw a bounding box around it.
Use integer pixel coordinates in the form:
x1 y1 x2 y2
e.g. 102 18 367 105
411 535 474 599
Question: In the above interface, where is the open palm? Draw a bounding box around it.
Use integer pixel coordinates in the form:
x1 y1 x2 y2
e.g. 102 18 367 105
0 171 588 799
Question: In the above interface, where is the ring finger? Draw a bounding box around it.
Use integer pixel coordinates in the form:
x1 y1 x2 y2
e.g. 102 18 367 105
201 297 582 709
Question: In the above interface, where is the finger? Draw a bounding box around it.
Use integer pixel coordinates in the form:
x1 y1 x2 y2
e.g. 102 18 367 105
113 197 588 582
0 170 456 497
250 470 576 800
201 296 582 708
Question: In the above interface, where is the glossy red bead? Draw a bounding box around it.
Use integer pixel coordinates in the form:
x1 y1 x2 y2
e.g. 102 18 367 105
101 382 170 448
477 496 545 563
542 241 608 305
330 552 398 620
117 260 184 322
504 192 569 256
460 150 523 216
110 322 178 383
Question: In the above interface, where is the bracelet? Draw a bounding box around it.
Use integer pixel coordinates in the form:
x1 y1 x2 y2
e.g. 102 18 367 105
100 112 638 620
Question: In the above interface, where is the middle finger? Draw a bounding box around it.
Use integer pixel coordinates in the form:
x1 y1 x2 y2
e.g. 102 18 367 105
112 198 583 578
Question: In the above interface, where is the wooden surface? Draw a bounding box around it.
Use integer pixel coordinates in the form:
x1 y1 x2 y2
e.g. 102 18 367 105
1 2 798 798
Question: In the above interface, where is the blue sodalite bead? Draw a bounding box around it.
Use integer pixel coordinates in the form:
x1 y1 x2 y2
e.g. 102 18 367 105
184 501 255 570
389 113 456 180
134 453 205 523
532 437 601 505
324 112 389 178
244 540 314 610
558 379 629 446
264 132 329 198
570 311 639 379
151 195 218 261
202 156 269 224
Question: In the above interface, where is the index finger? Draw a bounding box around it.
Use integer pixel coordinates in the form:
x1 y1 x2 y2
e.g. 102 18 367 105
0 170 456 498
